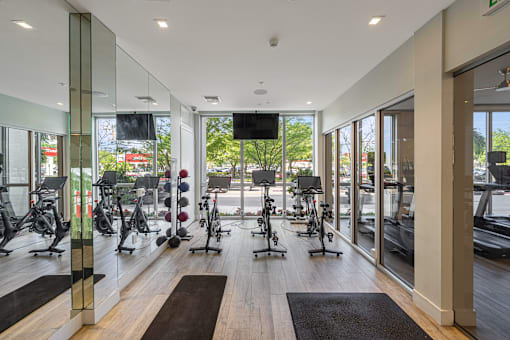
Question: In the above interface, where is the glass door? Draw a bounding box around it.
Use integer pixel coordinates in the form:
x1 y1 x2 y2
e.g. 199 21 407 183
355 115 376 255
381 97 415 287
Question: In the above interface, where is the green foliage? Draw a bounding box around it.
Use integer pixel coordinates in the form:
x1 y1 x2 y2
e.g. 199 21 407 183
493 129 510 165
473 129 486 165
206 117 241 177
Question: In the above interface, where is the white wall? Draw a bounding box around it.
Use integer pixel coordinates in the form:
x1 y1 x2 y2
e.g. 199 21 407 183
0 93 68 135
321 38 414 133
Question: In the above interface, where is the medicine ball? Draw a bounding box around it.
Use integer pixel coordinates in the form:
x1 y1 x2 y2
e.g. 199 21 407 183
168 235 181 248
164 197 172 208
165 228 173 238
177 227 188 237
178 196 189 207
164 212 172 222
164 169 171 178
178 211 189 222
179 169 189 178
179 182 190 192
156 236 168 247
163 182 172 193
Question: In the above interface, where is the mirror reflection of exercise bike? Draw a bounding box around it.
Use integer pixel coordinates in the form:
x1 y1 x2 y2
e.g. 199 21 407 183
287 181 306 222
116 176 161 254
0 155 69 256
93 171 116 236
252 170 287 258
297 176 342 256
473 151 510 258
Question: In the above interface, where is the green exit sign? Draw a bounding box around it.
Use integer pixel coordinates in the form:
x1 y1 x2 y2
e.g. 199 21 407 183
482 0 510 15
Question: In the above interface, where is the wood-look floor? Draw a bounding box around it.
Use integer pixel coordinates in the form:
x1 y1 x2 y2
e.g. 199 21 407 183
72 219 466 340
0 219 165 340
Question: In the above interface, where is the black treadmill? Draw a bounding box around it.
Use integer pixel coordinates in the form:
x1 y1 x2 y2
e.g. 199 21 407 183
473 151 510 258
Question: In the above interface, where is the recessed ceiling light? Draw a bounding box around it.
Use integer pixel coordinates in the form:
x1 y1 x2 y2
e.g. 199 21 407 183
155 19 168 28
306 101 313 105
258 80 265 85
152 102 159 106
12 20 33 29
56 102 64 106
369 16 384 26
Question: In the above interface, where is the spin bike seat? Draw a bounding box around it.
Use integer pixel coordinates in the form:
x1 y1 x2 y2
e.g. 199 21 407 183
43 197 58 203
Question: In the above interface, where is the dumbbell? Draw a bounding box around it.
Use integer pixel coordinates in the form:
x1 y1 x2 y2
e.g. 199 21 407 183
179 182 190 192
179 169 189 178
178 211 189 222
178 197 189 207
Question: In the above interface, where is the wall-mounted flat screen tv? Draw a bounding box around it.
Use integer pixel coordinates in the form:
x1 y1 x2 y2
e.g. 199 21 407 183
116 113 156 141
233 113 279 140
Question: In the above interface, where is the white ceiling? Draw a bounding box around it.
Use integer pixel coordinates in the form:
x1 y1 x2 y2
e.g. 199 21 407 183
0 0 455 113
68 0 454 111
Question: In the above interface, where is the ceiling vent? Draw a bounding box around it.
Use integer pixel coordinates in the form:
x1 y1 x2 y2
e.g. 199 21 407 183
203 96 221 104
135 95 156 103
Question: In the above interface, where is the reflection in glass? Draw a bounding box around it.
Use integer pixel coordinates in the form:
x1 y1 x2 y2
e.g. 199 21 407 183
356 115 376 255
382 98 415 287
338 125 352 239
490 112 510 216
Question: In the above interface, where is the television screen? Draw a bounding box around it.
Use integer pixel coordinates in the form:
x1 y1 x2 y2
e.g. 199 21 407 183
116 114 156 141
233 113 279 140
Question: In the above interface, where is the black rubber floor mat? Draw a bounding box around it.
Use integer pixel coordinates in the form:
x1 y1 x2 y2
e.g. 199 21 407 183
0 274 105 333
287 292 432 340
142 275 227 340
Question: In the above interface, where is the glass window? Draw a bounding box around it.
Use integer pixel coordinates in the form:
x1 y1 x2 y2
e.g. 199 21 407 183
38 133 59 183
285 116 314 216
338 125 352 239
490 112 510 216
356 115 376 255
244 118 283 216
381 97 415 287
206 117 241 216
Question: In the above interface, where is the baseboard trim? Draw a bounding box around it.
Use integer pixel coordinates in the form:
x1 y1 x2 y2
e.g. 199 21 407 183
413 289 454 325
48 312 83 340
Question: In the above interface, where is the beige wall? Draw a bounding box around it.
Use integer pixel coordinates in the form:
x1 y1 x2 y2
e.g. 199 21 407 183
445 0 510 72
413 12 455 325
321 38 414 133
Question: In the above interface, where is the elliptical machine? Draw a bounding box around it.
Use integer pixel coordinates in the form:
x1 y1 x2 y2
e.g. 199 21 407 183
252 170 287 258
93 171 116 235
298 176 342 257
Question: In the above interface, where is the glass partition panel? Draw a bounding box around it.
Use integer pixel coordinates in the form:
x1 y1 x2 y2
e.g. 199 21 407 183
490 112 510 216
381 97 415 287
356 115 376 255
338 125 352 239
473 112 487 213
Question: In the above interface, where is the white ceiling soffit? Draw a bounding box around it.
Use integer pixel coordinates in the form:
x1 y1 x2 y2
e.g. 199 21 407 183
68 0 454 111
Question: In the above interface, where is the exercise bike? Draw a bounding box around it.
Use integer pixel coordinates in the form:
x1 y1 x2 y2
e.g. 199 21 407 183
252 170 287 258
296 191 320 237
93 171 116 235
116 176 161 254
190 194 222 254
0 170 69 255
209 176 232 238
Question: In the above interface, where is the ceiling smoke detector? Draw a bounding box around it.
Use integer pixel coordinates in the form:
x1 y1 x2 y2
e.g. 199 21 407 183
269 37 279 48
203 96 221 105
